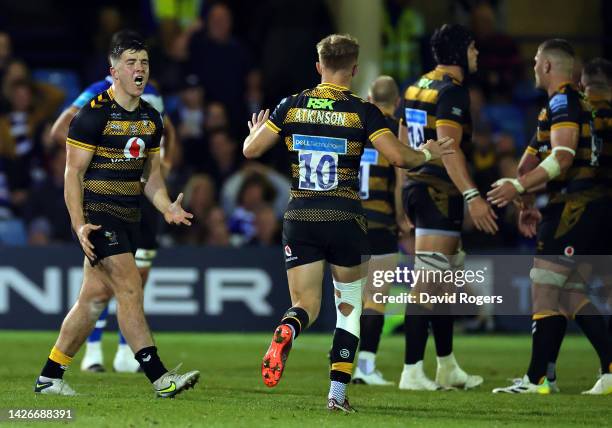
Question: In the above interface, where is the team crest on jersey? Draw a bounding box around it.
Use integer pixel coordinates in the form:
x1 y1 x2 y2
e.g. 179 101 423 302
284 245 292 257
124 137 145 159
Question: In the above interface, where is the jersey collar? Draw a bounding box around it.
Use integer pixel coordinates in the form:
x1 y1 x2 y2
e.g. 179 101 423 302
434 66 462 85
318 82 350 91
556 81 575 92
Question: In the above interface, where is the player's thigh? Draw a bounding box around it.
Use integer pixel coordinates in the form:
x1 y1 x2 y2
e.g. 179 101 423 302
99 252 142 296
135 195 159 275
403 182 463 246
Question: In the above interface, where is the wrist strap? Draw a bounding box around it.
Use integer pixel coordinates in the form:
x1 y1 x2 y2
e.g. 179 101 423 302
462 188 480 204
421 148 432 162
494 178 525 194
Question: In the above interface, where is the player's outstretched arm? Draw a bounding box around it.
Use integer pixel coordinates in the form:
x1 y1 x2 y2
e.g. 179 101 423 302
487 127 578 207
143 152 193 226
50 106 79 146
64 143 99 259
243 109 280 158
372 132 454 168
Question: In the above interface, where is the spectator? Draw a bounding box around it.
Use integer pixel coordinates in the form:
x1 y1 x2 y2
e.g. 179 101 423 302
188 2 252 128
205 128 241 188
221 162 290 218
0 79 64 212
228 172 276 244
84 6 123 83
247 204 281 246
24 146 71 243
174 74 206 169
205 206 231 246
470 2 521 101
171 173 216 245
205 101 229 131
0 156 27 245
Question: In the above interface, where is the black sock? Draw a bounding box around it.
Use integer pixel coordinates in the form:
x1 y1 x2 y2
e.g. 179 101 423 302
359 308 384 353
546 316 567 381
329 328 359 383
527 315 566 384
431 313 454 357
40 359 65 379
404 304 431 364
575 303 612 374
281 307 310 339
135 346 168 383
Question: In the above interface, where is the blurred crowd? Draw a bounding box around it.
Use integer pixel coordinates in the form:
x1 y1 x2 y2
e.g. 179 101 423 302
0 0 592 251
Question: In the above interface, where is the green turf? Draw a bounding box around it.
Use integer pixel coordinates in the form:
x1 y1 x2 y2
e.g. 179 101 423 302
0 331 609 427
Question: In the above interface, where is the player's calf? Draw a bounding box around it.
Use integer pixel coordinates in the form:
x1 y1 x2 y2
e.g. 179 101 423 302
328 278 362 410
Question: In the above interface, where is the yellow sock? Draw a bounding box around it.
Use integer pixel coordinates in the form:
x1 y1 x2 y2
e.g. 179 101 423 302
49 346 73 368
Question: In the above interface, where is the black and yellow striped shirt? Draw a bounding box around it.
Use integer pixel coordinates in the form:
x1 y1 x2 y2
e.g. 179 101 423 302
67 88 163 222
400 66 472 192
360 114 398 231
588 96 612 194
525 83 599 200
265 82 392 222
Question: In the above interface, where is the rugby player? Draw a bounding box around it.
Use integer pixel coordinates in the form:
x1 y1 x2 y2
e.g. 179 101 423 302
398 24 493 391
352 75 405 386
243 34 454 412
50 30 177 373
489 41 612 395
34 34 199 397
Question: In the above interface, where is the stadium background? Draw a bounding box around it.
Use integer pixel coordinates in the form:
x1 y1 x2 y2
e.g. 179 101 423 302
0 0 610 333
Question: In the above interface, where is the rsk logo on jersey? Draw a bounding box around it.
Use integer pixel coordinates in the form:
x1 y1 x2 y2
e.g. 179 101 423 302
124 137 145 159
564 246 575 257
307 97 335 110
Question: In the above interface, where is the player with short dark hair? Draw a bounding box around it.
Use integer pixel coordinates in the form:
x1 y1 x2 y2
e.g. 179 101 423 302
244 33 454 412
490 42 612 395
352 75 405 386
50 30 178 373
398 23 492 391
34 32 199 397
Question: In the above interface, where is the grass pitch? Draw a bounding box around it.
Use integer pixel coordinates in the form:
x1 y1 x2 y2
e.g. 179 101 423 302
0 330 609 427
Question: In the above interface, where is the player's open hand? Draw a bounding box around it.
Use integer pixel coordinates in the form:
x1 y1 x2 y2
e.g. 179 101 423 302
247 109 270 135
467 197 498 234
421 137 455 161
164 193 194 226
487 179 519 208
77 223 101 260
518 207 541 238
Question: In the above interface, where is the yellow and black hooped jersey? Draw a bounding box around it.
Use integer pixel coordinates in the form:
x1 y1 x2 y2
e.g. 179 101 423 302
525 83 599 200
265 82 392 221
67 88 163 222
588 97 612 195
400 66 472 192
360 114 398 231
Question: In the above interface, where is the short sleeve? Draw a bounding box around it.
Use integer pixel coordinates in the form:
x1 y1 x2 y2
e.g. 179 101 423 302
435 86 470 129
365 103 392 143
549 91 580 130
71 80 109 109
66 108 103 151
265 96 292 134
